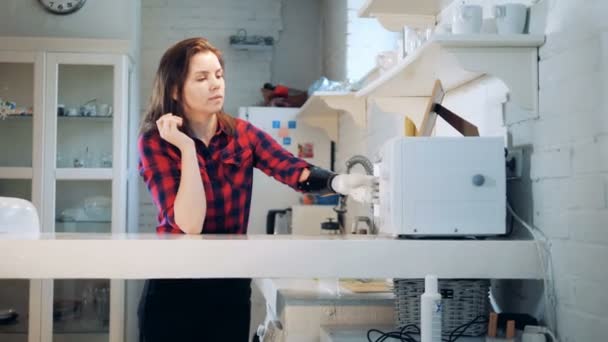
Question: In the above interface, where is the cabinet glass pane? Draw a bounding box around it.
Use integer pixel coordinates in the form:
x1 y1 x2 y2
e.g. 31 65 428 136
53 279 109 339
0 280 29 341
56 65 113 169
0 62 34 167
0 179 32 341
55 181 111 233
0 179 32 200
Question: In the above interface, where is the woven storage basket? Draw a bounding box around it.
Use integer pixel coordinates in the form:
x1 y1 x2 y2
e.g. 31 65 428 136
394 279 490 336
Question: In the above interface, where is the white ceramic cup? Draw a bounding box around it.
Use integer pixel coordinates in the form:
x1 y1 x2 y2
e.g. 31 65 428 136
494 3 528 34
452 4 483 34
66 107 78 116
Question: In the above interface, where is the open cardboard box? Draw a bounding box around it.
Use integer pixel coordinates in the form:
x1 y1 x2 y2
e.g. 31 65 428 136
405 79 480 137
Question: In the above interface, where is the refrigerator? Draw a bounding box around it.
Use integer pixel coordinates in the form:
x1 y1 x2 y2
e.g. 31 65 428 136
238 106 333 234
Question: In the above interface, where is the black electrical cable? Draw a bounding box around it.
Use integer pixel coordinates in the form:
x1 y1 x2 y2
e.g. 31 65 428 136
367 328 416 342
367 324 419 342
367 315 488 342
446 315 488 342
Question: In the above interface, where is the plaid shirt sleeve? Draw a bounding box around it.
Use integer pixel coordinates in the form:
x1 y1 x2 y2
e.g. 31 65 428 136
137 132 184 234
246 122 310 190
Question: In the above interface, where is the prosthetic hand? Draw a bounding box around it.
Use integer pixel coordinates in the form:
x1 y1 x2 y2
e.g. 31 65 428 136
297 167 379 204
330 173 378 204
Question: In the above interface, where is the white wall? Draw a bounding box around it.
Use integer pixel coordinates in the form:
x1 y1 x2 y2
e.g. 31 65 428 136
0 0 135 41
321 0 348 81
509 1 608 340
325 0 608 340
272 0 323 90
140 0 319 119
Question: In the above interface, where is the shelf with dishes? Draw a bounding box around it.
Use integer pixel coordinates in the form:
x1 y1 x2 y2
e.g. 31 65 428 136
55 194 112 234
296 91 366 141
55 168 112 180
356 34 545 113
56 220 112 234
53 299 109 335
58 115 113 122
0 114 112 122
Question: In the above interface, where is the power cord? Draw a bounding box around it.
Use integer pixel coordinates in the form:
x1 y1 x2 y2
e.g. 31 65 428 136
367 316 486 342
506 202 559 341
367 323 419 342
445 315 487 342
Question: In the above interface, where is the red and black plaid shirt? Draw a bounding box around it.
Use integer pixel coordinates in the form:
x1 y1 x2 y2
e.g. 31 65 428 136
138 118 310 234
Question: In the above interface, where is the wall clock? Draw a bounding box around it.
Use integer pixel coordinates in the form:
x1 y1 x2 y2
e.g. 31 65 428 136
38 0 87 15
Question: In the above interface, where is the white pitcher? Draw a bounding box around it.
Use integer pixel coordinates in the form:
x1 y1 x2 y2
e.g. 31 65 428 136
494 3 528 34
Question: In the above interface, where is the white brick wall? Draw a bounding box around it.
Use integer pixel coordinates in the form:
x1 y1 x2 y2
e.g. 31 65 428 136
324 0 608 340
141 0 283 120
526 2 608 339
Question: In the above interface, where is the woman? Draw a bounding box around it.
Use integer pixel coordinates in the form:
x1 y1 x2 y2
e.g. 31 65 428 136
137 37 374 341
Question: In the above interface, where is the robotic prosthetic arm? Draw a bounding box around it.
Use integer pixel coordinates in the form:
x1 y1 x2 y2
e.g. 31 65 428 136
297 166 378 204
331 173 378 204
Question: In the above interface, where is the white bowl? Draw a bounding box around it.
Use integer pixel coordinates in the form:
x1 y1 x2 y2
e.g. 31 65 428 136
83 196 111 221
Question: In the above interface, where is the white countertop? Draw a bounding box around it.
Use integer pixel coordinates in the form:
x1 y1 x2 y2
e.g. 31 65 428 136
0 233 543 279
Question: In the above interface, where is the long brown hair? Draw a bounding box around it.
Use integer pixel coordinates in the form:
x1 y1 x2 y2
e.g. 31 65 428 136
140 37 236 136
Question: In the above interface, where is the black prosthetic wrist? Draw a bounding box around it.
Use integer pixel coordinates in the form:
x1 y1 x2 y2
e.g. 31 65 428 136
297 166 337 195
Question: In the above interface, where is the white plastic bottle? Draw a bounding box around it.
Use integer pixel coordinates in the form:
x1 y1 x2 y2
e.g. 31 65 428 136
421 275 442 342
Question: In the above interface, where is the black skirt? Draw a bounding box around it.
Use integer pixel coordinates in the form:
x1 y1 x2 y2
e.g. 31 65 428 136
138 278 252 342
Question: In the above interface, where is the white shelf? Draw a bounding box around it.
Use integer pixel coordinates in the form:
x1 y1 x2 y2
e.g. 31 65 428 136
55 168 112 180
359 0 443 17
297 92 366 141
358 0 442 30
0 233 543 280
230 43 273 51
356 34 545 112
0 114 33 119
58 116 113 122
0 167 33 179
0 115 112 121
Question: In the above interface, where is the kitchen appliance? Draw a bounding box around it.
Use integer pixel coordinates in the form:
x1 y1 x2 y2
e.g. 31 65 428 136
266 208 291 235
238 107 332 234
374 136 506 237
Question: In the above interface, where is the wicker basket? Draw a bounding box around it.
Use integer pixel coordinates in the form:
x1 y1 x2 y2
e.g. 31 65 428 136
393 279 490 336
